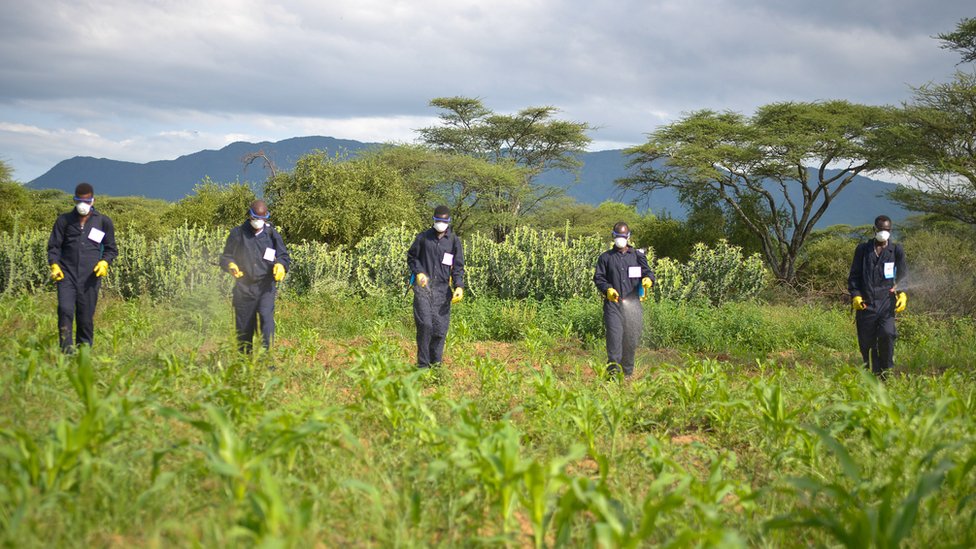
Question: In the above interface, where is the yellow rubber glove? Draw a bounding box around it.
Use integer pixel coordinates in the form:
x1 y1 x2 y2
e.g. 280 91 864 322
93 260 108 277
452 287 463 304
642 277 653 291
273 263 286 282
606 288 620 303
416 273 428 287
228 262 244 279
851 295 867 311
50 263 64 282
894 292 907 313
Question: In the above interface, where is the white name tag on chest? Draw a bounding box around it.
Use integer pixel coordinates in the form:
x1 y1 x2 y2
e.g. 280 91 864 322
263 247 276 262
628 266 642 278
88 227 105 243
883 262 895 279
441 252 454 266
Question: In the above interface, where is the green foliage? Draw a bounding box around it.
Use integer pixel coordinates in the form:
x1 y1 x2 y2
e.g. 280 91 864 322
2 288 976 546
796 226 862 298
352 224 415 296
685 240 767 306
0 186 170 238
162 179 256 232
649 240 767 307
620 101 911 284
0 159 14 184
900 225 976 317
363 144 529 236
528 198 642 240
0 224 770 308
465 227 607 300
107 225 232 300
892 70 976 225
938 16 976 63
418 97 591 240
264 152 419 245
0 182 32 234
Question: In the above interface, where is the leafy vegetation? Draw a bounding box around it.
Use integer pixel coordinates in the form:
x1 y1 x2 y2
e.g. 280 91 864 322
1 288 974 547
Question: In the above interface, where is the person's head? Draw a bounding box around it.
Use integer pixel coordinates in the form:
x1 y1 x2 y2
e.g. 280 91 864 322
612 221 630 249
73 182 94 216
433 205 451 233
249 200 269 231
874 215 892 243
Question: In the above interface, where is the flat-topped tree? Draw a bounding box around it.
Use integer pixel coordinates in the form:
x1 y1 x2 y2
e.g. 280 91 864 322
617 101 910 285
418 97 591 241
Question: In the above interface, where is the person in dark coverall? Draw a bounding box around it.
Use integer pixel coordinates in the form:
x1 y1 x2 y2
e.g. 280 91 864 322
848 215 908 378
593 222 655 379
407 205 465 369
47 182 118 352
220 200 290 353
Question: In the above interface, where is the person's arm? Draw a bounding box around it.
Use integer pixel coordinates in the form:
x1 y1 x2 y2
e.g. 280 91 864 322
47 215 65 266
451 234 465 288
272 228 290 271
593 254 610 293
100 216 118 263
847 244 864 298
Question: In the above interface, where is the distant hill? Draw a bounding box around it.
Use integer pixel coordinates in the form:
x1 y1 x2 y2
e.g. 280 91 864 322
28 136 376 201
29 136 908 227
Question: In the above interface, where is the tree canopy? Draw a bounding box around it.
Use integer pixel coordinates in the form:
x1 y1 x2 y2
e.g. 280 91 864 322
617 101 911 284
264 152 419 245
890 71 976 225
938 17 976 64
417 97 591 240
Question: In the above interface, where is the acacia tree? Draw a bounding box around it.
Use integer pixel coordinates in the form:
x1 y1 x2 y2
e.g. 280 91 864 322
617 101 910 284
417 97 591 240
362 144 527 236
889 19 976 225
938 16 976 63
889 73 976 225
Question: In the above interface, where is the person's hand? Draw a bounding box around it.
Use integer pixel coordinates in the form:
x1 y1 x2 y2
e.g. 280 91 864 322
228 262 244 279
894 292 907 313
606 288 619 303
640 277 653 301
273 263 286 282
416 273 428 287
93 260 109 278
452 287 463 304
50 263 64 282
851 295 867 311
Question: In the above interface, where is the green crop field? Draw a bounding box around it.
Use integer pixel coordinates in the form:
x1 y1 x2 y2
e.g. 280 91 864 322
1 286 975 547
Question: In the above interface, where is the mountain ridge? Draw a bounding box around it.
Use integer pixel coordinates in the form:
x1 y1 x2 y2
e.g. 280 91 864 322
28 135 909 227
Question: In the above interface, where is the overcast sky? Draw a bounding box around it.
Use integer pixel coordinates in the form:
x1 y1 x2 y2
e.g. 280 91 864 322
0 0 972 181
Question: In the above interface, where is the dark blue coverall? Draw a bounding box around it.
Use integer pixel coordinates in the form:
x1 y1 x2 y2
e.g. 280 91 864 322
593 246 655 377
407 227 464 368
848 240 907 375
47 208 118 351
220 222 290 352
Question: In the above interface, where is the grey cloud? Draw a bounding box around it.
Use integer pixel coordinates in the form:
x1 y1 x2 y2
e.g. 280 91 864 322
1 0 973 179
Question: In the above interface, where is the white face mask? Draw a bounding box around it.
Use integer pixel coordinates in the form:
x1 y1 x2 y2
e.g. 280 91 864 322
433 221 449 233
75 202 92 216
875 230 890 243
250 219 265 230
614 237 629 249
